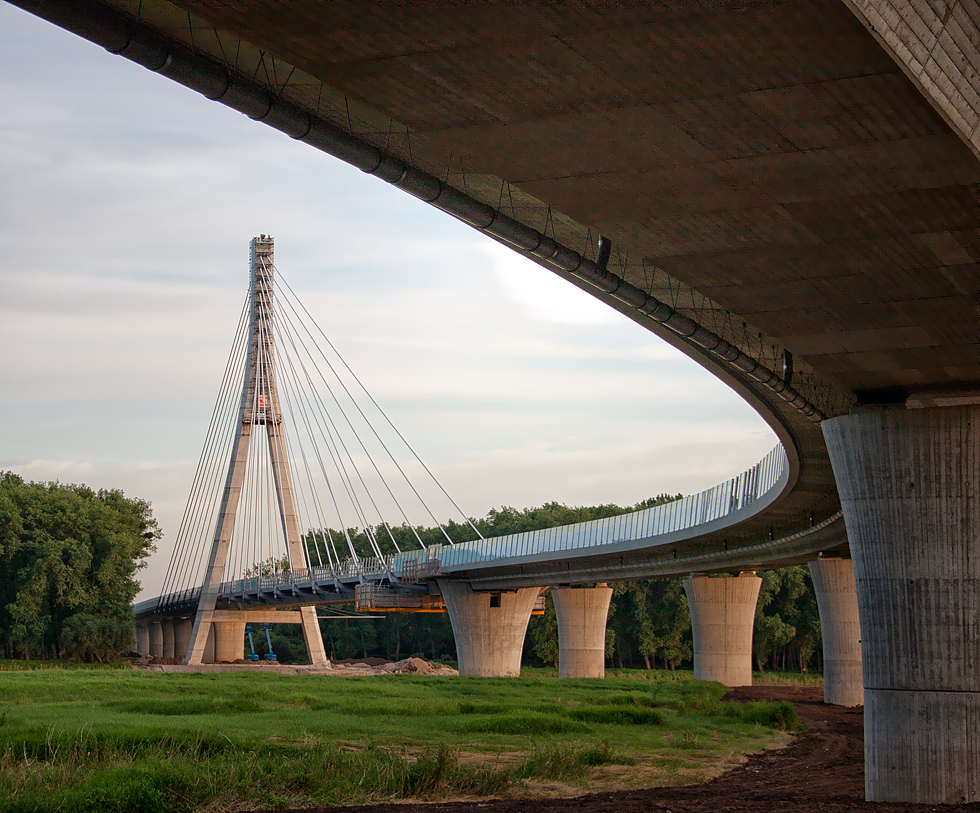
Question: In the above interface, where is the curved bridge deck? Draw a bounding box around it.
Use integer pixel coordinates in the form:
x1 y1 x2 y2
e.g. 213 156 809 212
136 444 845 620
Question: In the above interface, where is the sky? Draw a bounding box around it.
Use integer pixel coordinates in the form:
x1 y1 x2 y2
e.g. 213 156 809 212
0 3 776 598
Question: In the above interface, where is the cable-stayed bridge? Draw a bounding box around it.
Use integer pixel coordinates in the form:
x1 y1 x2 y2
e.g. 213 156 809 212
135 235 846 684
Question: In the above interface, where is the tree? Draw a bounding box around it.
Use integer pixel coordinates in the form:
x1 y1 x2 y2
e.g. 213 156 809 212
0 472 159 660
753 566 822 672
529 590 559 667
61 614 134 662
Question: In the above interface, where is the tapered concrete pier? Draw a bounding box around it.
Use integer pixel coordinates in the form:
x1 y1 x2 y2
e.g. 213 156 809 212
553 584 613 678
212 621 246 663
824 404 980 803
685 572 761 687
148 620 164 658
161 619 176 658
809 556 863 707
202 624 216 664
174 617 194 661
439 580 539 676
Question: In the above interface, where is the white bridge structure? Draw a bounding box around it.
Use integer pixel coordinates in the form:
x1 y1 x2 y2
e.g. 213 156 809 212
136 236 854 703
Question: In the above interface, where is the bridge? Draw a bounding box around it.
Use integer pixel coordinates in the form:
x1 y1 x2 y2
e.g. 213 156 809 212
132 235 849 688
9 0 980 804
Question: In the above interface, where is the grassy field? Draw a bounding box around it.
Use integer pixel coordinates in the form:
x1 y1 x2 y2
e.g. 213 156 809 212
0 666 802 812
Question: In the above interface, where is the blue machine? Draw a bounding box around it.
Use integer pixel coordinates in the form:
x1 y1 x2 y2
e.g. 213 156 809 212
245 625 260 661
263 624 277 661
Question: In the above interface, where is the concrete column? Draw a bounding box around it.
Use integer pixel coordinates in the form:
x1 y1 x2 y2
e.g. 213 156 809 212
684 572 761 687
824 404 980 804
299 605 329 666
135 624 150 656
202 623 216 664
553 584 613 678
809 556 863 707
174 617 194 661
438 580 539 676
148 621 163 658
212 621 245 663
161 619 176 659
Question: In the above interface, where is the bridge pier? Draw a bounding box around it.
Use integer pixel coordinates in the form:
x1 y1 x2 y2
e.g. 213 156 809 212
212 621 246 663
135 623 150 656
553 584 612 678
824 404 980 804
202 623 216 663
148 620 164 658
161 619 176 659
809 556 863 707
684 572 761 687
174 617 194 661
299 606 329 667
439 580 538 676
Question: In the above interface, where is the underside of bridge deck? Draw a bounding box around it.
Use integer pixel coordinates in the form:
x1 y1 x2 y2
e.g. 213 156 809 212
85 0 979 403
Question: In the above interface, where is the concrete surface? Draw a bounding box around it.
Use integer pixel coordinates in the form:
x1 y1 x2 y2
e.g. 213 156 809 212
809 556 863 707
553 584 613 678
685 572 762 687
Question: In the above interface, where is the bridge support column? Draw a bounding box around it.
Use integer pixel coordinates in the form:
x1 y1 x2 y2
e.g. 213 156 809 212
438 580 538 676
299 606 329 666
135 623 150 656
809 556 863 707
202 623 216 664
553 584 613 678
684 572 761 687
824 404 980 804
148 620 164 658
212 621 246 663
174 617 194 661
161 619 176 659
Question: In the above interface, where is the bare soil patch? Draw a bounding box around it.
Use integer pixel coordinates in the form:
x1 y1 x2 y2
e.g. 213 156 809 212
279 686 980 813
136 657 457 676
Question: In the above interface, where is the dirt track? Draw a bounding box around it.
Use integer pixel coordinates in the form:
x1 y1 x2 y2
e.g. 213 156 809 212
285 686 980 813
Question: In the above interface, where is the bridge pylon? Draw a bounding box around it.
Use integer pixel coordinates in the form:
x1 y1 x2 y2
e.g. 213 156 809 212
183 236 327 666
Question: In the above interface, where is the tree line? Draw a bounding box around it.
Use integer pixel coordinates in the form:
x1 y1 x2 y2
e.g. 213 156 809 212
0 472 159 661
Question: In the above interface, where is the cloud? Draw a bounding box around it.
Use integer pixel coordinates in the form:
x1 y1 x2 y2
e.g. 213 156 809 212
487 242 622 326
1 459 93 479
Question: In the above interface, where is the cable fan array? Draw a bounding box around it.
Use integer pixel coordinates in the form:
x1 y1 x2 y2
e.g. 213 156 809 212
159 254 480 606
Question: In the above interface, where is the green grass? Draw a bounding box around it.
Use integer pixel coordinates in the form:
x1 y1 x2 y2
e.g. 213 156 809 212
0 658 132 672
751 669 824 687
0 667 802 811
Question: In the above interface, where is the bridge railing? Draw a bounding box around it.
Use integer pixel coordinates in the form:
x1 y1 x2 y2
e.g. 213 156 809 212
428 444 787 569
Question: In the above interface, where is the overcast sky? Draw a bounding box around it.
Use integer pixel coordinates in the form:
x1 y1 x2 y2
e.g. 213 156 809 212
0 4 775 598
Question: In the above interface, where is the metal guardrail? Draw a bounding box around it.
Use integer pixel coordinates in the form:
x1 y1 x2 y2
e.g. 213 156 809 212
141 444 787 614
428 444 787 568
